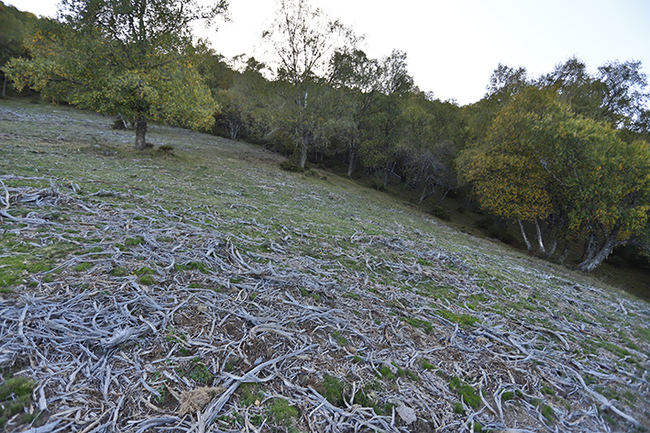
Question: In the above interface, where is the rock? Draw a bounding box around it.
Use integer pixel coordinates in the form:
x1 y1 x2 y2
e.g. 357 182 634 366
396 403 417 425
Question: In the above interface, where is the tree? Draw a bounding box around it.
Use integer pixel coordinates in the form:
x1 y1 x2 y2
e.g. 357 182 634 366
486 63 528 101
264 0 355 168
459 86 650 270
399 92 464 204
597 60 650 133
540 57 604 120
465 64 529 143
458 89 559 253
5 0 227 149
540 58 650 136
358 50 414 188
559 127 650 271
215 59 276 142
0 1 39 97
328 48 381 176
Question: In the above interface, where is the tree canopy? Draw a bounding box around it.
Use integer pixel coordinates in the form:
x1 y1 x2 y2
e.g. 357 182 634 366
5 0 227 148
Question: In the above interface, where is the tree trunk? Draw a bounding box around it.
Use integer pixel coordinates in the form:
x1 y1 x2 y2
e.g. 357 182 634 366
226 118 239 140
418 184 429 204
577 225 621 272
577 236 617 272
299 141 308 169
517 219 533 252
1 74 7 98
535 218 546 255
558 243 569 264
134 116 148 150
383 163 390 189
437 188 451 205
546 235 558 258
580 233 597 264
347 147 356 177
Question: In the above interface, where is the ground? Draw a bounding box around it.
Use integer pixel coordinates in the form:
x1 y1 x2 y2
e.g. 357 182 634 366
0 99 648 432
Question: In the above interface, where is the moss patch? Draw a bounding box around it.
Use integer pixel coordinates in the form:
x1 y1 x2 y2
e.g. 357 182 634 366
0 376 38 429
449 377 480 409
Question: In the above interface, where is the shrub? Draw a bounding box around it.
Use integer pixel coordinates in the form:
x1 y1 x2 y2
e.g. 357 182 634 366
429 205 451 221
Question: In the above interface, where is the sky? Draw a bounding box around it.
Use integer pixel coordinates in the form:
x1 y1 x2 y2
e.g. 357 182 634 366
6 0 650 105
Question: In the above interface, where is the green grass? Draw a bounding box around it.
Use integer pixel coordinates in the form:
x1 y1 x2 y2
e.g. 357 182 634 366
541 404 554 422
124 236 144 246
0 376 37 428
331 330 347 347
449 377 481 409
435 309 480 327
138 275 156 285
73 262 93 272
402 316 434 333
268 398 300 426
321 375 344 407
420 359 436 370
238 383 264 407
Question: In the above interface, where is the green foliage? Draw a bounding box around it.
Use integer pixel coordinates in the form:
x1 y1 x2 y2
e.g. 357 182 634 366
429 205 451 221
124 236 144 246
187 358 214 385
73 262 92 272
378 365 395 380
175 261 210 274
541 403 555 422
459 85 650 270
0 1 39 96
135 266 153 276
420 359 436 371
331 330 347 346
109 266 127 277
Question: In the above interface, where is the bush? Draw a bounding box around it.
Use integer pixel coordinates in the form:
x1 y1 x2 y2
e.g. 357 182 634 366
475 216 493 230
487 227 516 245
280 159 306 172
370 178 385 191
429 205 450 221
157 145 175 155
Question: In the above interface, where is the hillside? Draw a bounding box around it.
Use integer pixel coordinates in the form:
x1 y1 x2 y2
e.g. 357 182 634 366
0 99 648 432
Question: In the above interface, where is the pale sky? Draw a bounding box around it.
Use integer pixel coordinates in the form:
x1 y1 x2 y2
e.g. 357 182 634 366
6 0 650 105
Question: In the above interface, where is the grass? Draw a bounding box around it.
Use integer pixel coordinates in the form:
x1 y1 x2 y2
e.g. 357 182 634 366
435 309 480 327
0 99 648 430
449 377 481 409
402 316 434 333
0 376 37 429
239 383 264 407
321 375 345 407
268 398 300 425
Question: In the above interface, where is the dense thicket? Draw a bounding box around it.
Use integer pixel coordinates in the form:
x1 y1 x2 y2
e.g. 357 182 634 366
1 0 648 272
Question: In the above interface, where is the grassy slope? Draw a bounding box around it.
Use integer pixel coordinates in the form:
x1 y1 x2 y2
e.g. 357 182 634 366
0 99 648 432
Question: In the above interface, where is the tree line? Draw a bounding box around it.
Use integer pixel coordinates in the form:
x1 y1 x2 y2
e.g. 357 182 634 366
1 0 649 272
